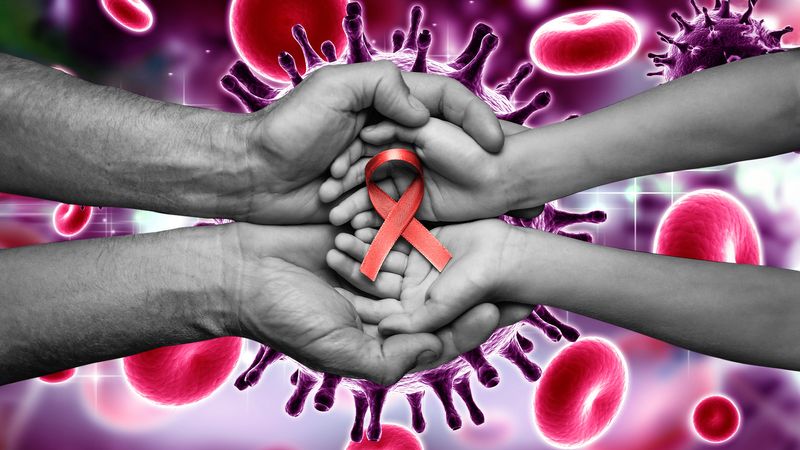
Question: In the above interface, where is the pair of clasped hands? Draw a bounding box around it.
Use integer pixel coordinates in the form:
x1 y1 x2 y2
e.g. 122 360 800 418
230 61 554 386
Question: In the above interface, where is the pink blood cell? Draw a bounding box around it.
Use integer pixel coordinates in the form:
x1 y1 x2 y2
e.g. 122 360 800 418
692 395 740 443
654 189 762 265
38 368 77 384
346 424 423 450
229 0 348 81
534 337 628 448
123 337 242 406
52 203 94 237
530 10 641 76
99 0 154 33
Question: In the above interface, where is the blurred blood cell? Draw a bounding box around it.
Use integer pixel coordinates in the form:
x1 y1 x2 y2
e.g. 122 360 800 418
534 337 628 448
123 337 242 405
39 369 77 384
229 0 348 81
99 0 154 33
654 189 761 265
692 395 740 443
52 203 93 237
346 424 423 450
530 10 641 76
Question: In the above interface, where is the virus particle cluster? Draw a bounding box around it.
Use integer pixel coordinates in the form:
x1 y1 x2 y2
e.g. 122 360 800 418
648 0 793 81
222 2 608 442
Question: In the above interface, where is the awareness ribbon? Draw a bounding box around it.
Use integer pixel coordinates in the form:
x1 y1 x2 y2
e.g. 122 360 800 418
360 149 452 281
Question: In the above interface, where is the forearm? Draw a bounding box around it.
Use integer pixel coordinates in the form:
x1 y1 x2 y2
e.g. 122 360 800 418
505 49 800 208
0 225 235 384
502 229 800 370
0 53 251 219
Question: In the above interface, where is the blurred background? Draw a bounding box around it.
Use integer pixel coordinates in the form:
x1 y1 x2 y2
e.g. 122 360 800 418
2 0 800 449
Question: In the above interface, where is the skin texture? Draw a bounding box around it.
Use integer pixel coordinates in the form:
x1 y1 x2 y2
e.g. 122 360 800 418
326 48 800 227
327 219 800 371
0 54 503 225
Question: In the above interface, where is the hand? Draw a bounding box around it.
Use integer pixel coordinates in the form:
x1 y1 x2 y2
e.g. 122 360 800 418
319 118 539 227
226 61 504 224
325 219 538 368
222 222 513 383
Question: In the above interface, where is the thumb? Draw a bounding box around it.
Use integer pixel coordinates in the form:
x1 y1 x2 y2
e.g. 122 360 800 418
322 61 429 128
378 258 491 335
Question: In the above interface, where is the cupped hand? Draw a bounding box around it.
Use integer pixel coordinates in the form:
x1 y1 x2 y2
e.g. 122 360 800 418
324 219 537 369
226 61 504 225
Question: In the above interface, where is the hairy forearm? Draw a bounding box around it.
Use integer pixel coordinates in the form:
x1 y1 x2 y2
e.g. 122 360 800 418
505 49 800 208
0 226 234 384
501 229 800 370
0 53 250 219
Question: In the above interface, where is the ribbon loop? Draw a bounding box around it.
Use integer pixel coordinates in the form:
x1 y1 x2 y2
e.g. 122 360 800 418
360 149 452 281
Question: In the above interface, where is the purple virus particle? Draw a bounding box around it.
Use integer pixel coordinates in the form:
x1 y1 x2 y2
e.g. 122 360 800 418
222 2 608 442
648 0 793 81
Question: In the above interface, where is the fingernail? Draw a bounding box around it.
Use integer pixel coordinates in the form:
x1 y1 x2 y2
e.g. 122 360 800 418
416 350 438 366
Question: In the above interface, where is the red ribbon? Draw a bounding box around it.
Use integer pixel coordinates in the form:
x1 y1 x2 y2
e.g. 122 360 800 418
360 149 452 281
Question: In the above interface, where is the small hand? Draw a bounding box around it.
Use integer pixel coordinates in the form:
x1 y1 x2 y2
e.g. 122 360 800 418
325 219 536 368
226 61 504 224
319 118 539 228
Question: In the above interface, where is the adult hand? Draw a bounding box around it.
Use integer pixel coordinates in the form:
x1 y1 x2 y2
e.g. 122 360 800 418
224 61 504 225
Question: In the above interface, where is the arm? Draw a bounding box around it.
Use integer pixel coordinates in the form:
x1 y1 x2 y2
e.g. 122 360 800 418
0 225 232 384
365 221 800 371
504 48 800 209
0 54 503 224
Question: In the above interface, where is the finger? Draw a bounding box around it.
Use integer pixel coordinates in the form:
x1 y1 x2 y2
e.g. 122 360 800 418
500 119 528 137
351 210 383 230
366 332 442 385
331 139 365 179
497 303 535 328
401 71 504 153
378 259 489 334
360 121 423 146
320 158 370 203
354 228 411 255
322 61 430 129
326 249 402 299
337 289 405 324
329 187 371 226
334 233 407 274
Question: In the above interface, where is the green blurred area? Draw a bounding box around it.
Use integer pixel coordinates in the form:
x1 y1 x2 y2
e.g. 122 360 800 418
0 1 70 64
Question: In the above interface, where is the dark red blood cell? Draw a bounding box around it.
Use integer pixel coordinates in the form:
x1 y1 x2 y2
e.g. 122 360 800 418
229 0 348 81
692 395 740 443
123 337 242 405
346 424 423 450
654 189 761 264
39 369 77 383
534 337 628 448
99 0 154 33
52 203 93 237
530 10 641 76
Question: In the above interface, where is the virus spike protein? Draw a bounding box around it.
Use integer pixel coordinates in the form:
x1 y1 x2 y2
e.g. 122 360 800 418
222 2 609 442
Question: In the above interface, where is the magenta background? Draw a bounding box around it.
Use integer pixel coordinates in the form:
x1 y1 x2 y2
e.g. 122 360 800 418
2 0 800 449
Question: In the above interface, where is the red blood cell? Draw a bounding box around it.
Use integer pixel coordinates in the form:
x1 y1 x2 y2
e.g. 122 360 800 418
99 0 154 33
52 203 94 237
530 10 641 76
534 337 628 448
654 189 761 265
123 337 242 405
345 424 423 450
229 0 348 81
692 395 740 443
38 368 77 383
